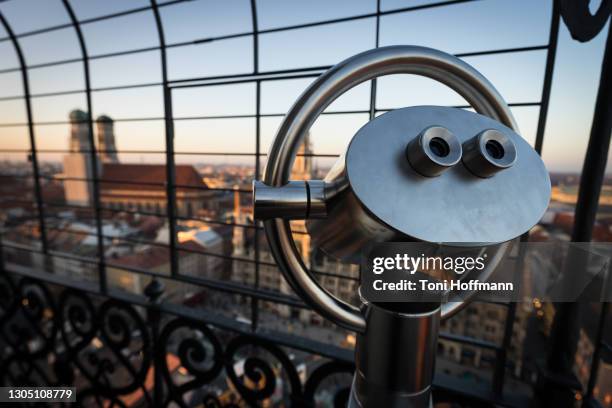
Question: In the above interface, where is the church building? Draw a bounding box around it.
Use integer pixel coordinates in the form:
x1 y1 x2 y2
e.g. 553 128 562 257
62 110 214 217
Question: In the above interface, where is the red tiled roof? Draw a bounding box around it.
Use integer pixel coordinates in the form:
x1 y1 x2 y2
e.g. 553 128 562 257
100 163 207 191
177 238 206 252
42 182 65 203
0 175 33 197
111 246 170 269
110 239 205 270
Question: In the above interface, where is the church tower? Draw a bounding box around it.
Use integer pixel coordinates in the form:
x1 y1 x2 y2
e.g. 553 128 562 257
68 109 90 152
63 109 97 205
231 185 246 255
290 131 313 180
288 132 314 263
96 115 119 163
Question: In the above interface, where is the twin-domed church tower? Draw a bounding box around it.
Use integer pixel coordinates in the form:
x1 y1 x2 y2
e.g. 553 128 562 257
63 109 119 205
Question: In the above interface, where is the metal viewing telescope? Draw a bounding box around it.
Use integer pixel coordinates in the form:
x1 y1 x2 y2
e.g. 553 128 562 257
253 46 550 407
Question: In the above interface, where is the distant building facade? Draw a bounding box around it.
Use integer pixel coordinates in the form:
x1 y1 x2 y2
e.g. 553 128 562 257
100 163 213 217
62 110 214 217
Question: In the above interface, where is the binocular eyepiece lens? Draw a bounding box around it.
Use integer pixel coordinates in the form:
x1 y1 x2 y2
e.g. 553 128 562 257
428 137 450 158
485 139 505 160
462 129 517 178
407 127 517 178
406 126 462 177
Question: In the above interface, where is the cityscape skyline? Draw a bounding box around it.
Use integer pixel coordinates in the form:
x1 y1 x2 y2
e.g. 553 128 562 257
0 1 610 173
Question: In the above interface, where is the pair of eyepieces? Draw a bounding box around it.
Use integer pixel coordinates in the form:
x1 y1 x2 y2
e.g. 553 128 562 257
406 126 517 178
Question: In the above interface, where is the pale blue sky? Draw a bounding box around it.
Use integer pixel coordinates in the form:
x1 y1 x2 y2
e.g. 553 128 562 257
0 0 609 173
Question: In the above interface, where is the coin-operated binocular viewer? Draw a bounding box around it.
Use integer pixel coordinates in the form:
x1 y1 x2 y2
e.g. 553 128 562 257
253 46 550 407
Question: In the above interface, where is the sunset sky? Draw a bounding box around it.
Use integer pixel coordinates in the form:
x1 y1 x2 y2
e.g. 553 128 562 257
0 0 609 173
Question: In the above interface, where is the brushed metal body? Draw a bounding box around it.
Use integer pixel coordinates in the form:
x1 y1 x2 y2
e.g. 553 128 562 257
259 45 526 331
306 106 550 263
348 303 440 407
253 180 326 220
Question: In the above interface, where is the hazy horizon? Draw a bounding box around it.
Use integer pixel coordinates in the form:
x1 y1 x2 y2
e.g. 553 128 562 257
0 0 610 174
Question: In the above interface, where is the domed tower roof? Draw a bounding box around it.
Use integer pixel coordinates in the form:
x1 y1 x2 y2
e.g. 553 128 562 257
96 115 113 123
69 109 88 122
68 110 90 151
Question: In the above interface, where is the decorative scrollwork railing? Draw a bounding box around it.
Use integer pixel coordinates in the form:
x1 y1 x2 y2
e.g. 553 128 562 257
0 273 354 407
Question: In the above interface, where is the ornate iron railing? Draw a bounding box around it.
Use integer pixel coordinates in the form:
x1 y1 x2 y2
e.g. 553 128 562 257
1 269 510 407
0 271 355 407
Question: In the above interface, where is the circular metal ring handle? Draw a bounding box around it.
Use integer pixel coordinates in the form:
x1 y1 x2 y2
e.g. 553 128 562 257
263 45 519 332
